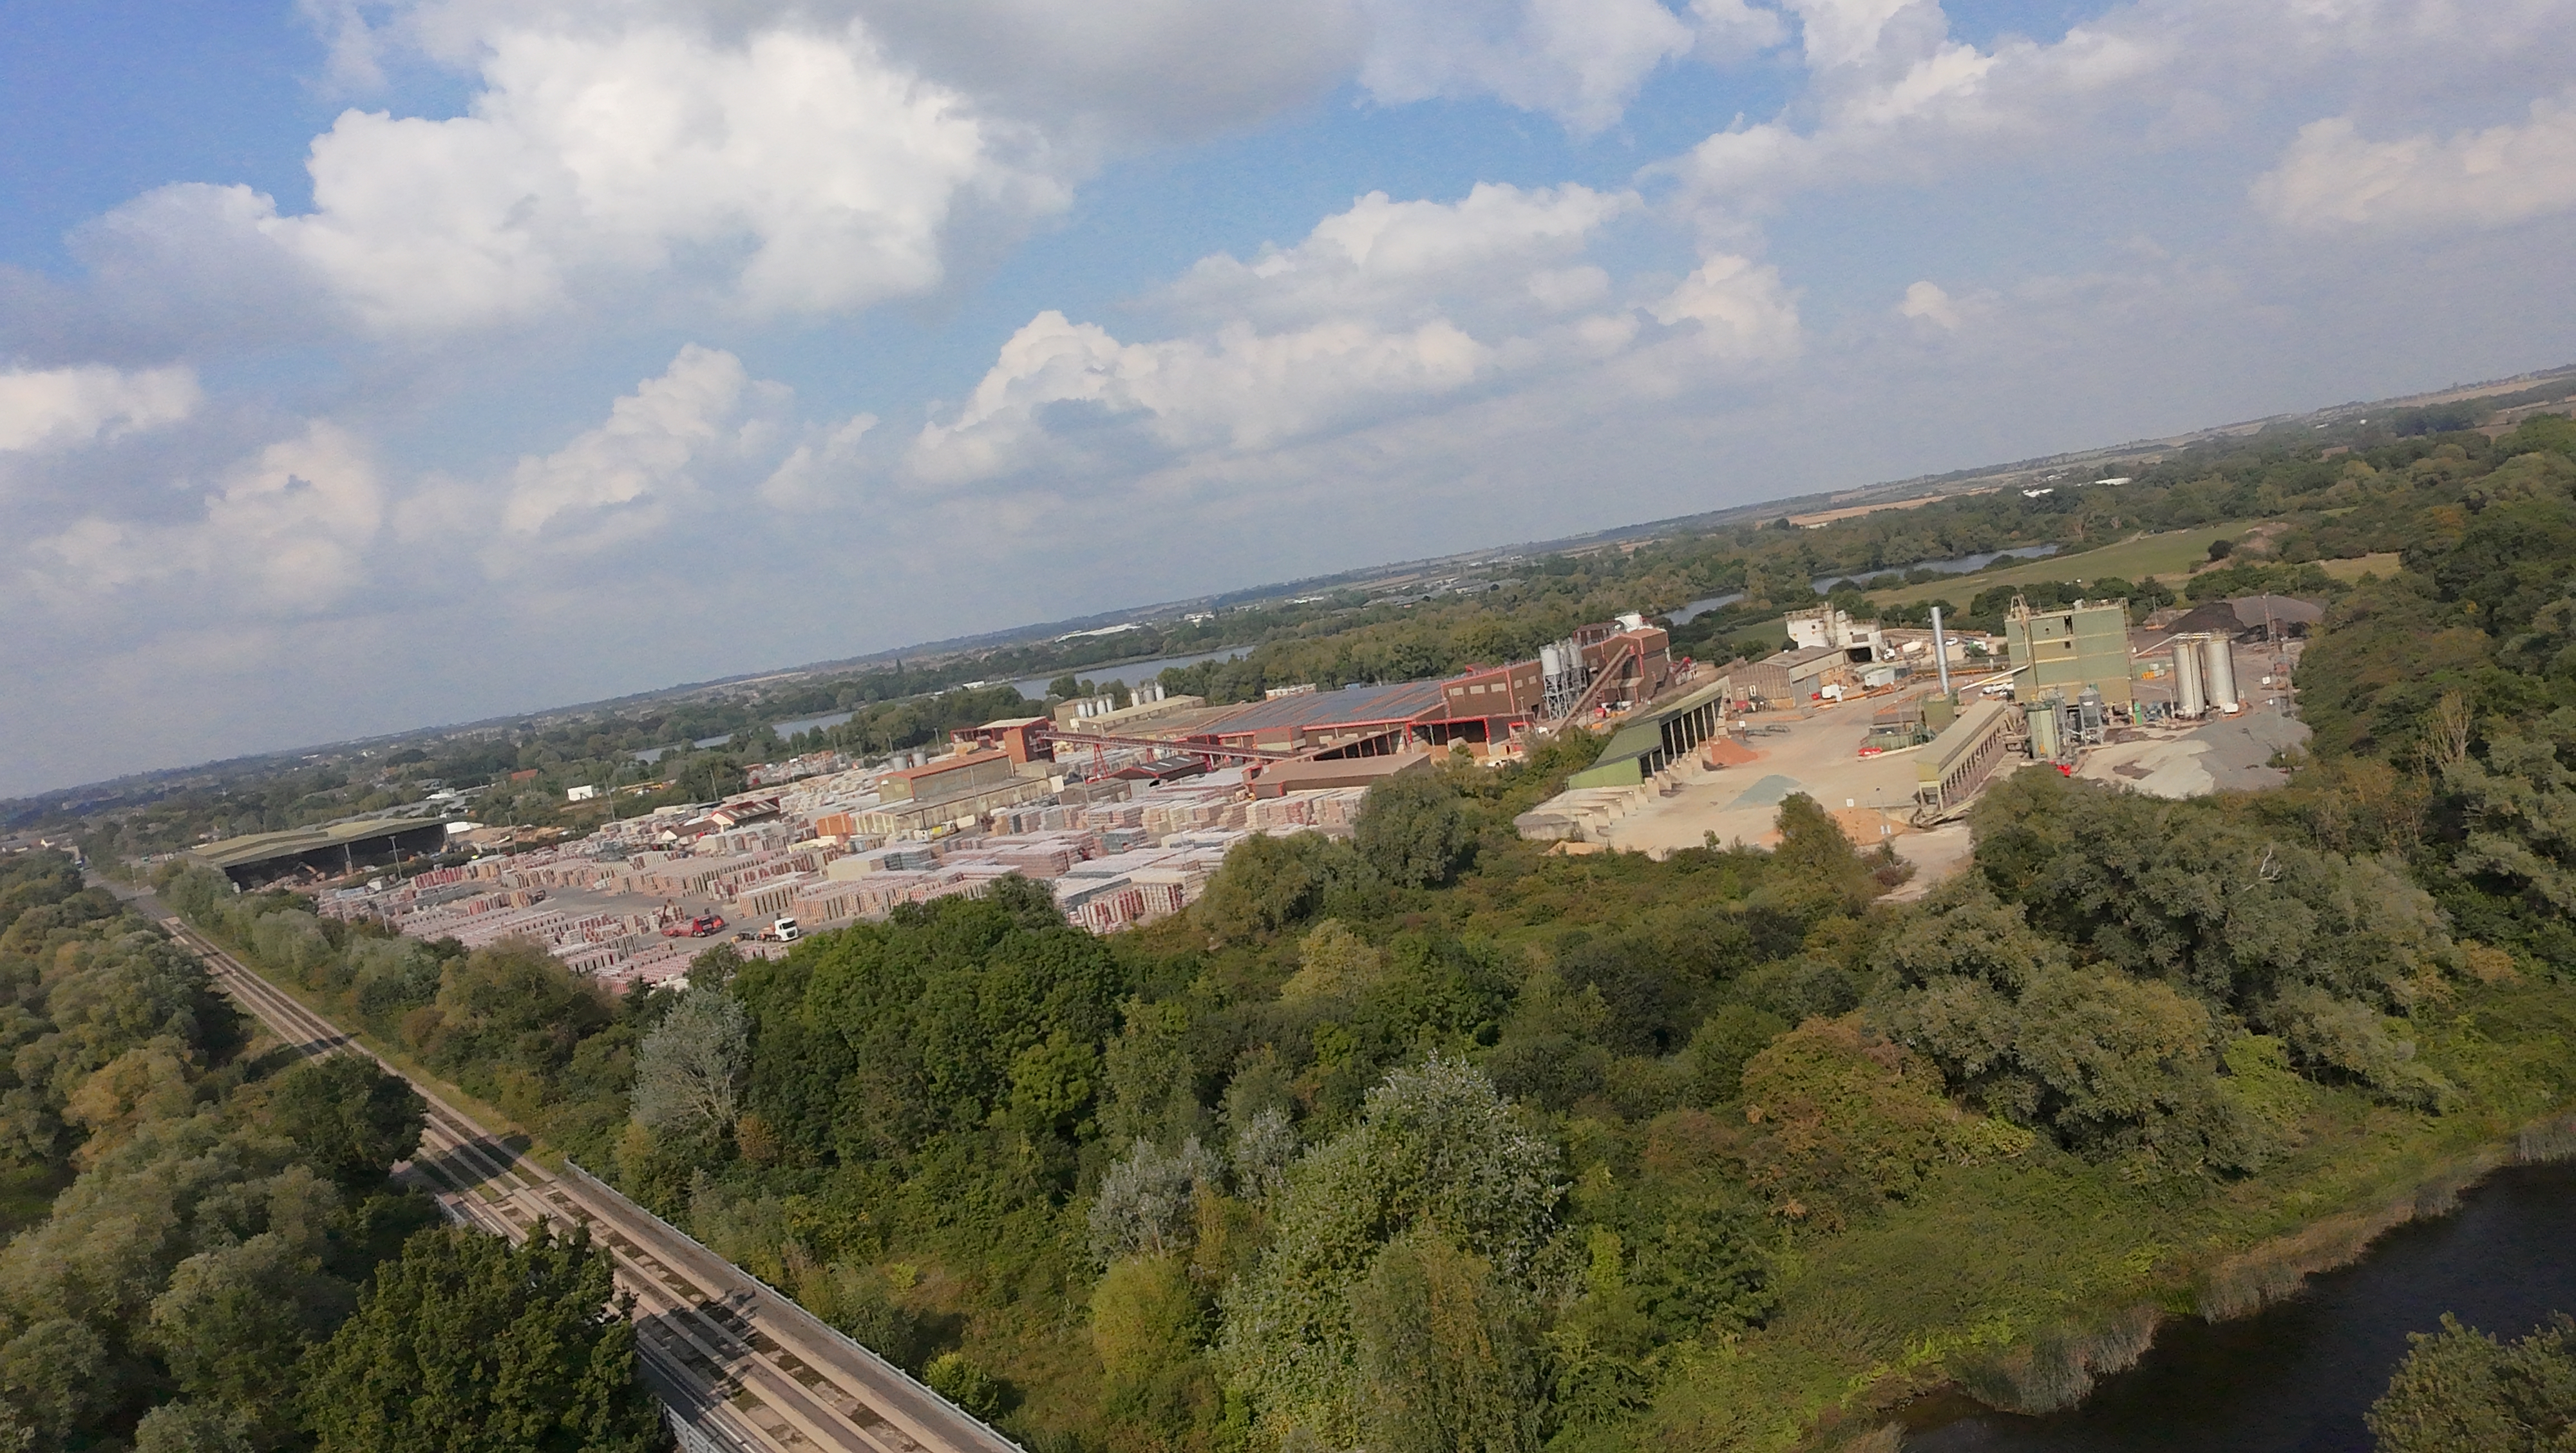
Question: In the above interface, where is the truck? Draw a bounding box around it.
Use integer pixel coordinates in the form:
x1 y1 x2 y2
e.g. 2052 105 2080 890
754 916 800 944
661 913 725 938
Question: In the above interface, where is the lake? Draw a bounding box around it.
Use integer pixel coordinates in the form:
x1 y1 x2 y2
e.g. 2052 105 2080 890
1906 1158 2576 1452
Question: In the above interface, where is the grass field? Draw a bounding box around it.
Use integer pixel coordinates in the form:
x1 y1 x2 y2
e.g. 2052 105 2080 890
2318 551 2405 581
1864 523 2266 607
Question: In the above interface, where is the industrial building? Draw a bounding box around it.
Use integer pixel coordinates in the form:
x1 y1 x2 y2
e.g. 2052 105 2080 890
1915 700 2019 815
190 819 455 889
1565 679 1730 788
2002 597 2135 709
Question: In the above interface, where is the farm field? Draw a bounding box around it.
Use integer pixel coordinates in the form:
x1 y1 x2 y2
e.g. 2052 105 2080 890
1863 522 2264 607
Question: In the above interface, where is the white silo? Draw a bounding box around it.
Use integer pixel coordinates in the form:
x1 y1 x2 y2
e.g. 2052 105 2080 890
2203 634 2241 713
2174 634 2206 719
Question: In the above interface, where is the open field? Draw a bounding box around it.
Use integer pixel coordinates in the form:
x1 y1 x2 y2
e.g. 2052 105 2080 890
1863 522 2265 607
2318 551 2405 580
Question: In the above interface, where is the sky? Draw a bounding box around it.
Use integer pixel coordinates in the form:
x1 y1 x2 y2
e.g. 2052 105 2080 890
5 0 2575 797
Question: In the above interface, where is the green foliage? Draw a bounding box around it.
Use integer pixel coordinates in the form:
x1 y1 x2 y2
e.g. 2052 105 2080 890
1356 774 1477 889
266 1054 426 1189
925 1351 1007 1420
1218 1057 1561 1447
302 1225 663 1453
1193 832 1373 944
2368 1312 2576 1453
1350 1230 1542 1453
0 848 458 1451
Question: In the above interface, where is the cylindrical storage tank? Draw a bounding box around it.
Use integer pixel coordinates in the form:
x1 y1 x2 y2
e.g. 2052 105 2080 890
2174 635 2206 718
1540 643 1564 678
2203 634 2240 713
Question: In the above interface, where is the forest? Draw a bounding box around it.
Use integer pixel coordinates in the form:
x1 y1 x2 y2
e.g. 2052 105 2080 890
0 852 665 1452
26 405 2576 1453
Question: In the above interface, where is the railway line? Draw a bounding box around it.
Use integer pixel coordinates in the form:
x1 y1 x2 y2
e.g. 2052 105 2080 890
163 917 1019 1453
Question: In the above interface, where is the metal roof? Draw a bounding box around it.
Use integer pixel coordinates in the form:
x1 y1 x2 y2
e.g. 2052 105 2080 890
1587 679 1732 769
188 817 447 870
1194 680 1454 737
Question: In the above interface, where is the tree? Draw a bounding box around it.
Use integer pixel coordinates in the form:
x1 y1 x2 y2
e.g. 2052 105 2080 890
300 1226 664 1453
1092 1253 1204 1389
149 1232 352 1437
1192 832 1364 943
1356 775 1475 889
1281 920 1387 1002
630 991 749 1141
1089 1137 1222 1265
1219 1057 1562 1447
131 1402 254 1453
1046 675 1082 701
1352 1231 1542 1453
2369 1313 2576 1453
266 1056 426 1189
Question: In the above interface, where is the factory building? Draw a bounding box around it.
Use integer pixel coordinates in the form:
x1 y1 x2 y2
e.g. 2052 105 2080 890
2002 597 2135 710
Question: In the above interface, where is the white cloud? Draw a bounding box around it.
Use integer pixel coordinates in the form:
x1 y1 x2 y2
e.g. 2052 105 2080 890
118 16 1061 334
1785 0 1924 71
2254 89 2576 233
1898 278 1961 328
28 423 385 616
1649 255 1803 357
1691 0 1790 63
496 344 788 551
1358 0 1698 134
1654 0 2576 228
0 365 200 453
912 185 1797 489
759 413 880 509
1169 182 1636 325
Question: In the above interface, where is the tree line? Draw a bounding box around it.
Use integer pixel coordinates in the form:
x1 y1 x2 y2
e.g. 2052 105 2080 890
0 851 665 1452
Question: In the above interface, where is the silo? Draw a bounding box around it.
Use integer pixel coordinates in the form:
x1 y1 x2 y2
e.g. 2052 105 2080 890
2203 634 2241 713
2174 634 2206 719
1540 643 1563 679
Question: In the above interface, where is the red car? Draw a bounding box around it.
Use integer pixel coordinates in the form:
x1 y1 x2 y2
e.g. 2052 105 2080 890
661 913 726 938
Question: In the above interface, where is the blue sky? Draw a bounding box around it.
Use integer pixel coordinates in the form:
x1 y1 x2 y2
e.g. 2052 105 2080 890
5 0 2575 796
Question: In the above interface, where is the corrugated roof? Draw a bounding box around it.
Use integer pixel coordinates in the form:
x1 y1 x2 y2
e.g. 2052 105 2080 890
189 818 447 870
1194 680 1453 737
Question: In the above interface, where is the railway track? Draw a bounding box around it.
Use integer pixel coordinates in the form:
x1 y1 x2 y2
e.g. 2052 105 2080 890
166 918 1020 1453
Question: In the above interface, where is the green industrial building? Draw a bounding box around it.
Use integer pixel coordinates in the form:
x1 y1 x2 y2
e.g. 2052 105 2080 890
2002 598 2134 709
1564 679 1728 789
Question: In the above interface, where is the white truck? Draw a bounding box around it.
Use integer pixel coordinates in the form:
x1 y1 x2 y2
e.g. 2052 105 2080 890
754 916 800 944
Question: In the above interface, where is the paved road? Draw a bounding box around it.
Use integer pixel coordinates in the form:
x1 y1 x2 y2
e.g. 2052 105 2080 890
143 898 1018 1453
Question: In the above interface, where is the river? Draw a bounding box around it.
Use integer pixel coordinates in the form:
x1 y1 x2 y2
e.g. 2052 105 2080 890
1005 647 1248 698
1906 1159 2576 1452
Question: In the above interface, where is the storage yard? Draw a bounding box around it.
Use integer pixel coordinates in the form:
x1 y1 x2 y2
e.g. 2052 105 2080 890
182 592 2317 986
1514 592 2317 893
182 610 1695 987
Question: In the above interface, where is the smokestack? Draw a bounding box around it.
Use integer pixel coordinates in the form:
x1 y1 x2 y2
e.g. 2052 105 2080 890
1930 605 1953 698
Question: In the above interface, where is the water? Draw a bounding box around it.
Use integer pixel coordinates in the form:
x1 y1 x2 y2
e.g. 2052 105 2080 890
1906 1160 2576 1453
1006 647 1247 698
1671 593 1747 624
1814 544 2061 594
632 651 1251 761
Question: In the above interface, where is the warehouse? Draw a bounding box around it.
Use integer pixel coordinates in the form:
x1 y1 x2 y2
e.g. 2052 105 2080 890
190 819 454 889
